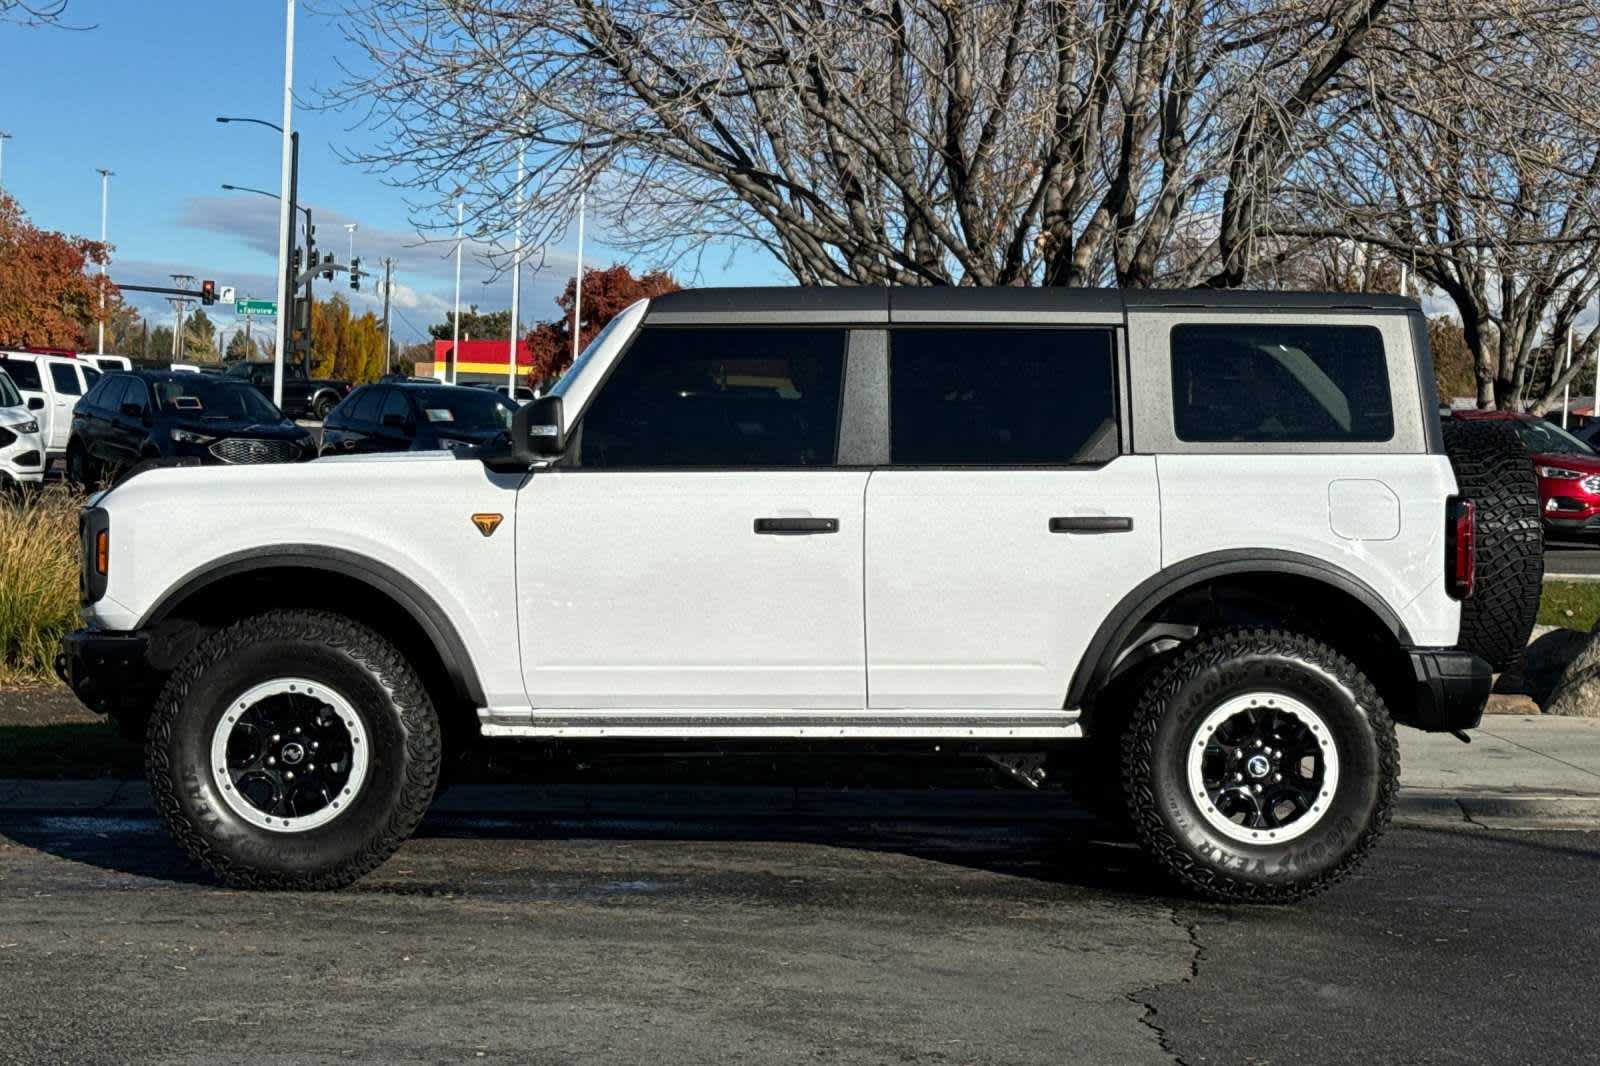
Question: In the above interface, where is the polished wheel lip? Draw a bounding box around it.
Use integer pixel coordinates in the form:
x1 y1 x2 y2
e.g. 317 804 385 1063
209 678 369 834
1185 691 1340 845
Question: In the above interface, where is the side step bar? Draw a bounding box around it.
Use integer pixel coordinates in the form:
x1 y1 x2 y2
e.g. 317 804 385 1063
477 709 1083 740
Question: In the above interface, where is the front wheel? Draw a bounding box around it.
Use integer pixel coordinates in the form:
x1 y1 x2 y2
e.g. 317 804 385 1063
65 441 94 488
1121 628 1398 903
146 609 441 890
312 393 337 422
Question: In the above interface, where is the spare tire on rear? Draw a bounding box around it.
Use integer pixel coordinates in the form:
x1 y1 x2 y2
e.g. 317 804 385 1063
1440 417 1543 671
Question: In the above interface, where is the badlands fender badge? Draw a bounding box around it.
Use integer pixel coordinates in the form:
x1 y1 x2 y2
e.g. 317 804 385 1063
471 513 503 538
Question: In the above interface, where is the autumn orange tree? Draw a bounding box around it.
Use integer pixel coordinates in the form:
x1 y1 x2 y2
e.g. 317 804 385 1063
523 264 678 386
0 192 116 349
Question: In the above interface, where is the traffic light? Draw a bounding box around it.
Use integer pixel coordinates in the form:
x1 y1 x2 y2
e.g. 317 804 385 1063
200 279 217 306
292 248 303 275
350 256 361 292
321 252 335 282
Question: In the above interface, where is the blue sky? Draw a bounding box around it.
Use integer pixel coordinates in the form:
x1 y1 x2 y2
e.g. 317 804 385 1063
2 1 777 346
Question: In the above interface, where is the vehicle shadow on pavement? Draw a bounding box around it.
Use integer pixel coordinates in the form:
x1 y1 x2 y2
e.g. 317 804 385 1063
0 803 1175 901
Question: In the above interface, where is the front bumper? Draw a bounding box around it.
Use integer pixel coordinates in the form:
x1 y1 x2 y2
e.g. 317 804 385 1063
1405 649 1493 732
55 627 152 716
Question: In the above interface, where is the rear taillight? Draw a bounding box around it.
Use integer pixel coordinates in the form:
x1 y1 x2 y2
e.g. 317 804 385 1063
1446 497 1475 600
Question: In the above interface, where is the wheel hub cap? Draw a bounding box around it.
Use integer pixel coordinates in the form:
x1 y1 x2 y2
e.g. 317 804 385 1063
1185 692 1341 845
209 679 369 833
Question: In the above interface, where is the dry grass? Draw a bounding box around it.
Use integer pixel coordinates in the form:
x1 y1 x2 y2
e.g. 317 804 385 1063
0 485 83 683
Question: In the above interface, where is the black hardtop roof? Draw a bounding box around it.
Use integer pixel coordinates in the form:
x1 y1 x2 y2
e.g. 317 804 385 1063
642 286 1418 323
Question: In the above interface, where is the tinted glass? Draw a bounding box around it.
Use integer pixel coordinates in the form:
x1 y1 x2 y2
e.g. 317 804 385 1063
1171 324 1393 443
380 389 412 426
82 366 101 388
0 371 20 408
412 388 516 431
579 328 845 467
0 359 41 390
120 378 149 412
150 377 282 421
888 328 1118 465
82 374 113 407
346 388 382 425
50 362 83 395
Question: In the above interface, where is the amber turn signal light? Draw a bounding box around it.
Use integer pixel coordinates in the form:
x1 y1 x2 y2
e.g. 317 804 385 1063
95 529 109 575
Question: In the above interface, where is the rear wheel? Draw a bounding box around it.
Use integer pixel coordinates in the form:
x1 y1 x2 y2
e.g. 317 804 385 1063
146 609 441 890
313 393 337 421
65 440 94 488
1121 628 1398 903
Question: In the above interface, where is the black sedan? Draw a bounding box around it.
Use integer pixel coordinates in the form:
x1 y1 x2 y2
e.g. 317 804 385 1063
67 371 316 485
318 382 517 456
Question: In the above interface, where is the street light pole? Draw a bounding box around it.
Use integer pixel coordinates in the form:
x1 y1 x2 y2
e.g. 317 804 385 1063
509 151 524 398
270 0 297 410
572 186 585 365
96 168 113 356
452 202 463 386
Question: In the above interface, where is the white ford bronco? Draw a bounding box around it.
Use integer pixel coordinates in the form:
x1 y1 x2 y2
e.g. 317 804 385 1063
59 287 1538 902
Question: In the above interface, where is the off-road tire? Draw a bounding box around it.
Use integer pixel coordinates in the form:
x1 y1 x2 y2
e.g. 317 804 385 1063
1121 628 1399 904
1440 418 1543 671
145 609 440 890
313 393 337 422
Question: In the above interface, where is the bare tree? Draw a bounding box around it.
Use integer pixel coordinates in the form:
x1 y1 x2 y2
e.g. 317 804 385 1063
1277 3 1600 409
327 0 1404 288
1 1 71 26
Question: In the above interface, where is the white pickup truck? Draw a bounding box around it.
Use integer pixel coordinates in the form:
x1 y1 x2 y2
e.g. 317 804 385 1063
59 287 1537 902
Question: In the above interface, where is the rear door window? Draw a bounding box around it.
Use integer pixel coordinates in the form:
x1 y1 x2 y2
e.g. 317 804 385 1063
888 328 1118 465
50 362 83 396
380 389 412 427
578 327 846 467
346 388 382 426
1170 324 1393 443
0 360 42 391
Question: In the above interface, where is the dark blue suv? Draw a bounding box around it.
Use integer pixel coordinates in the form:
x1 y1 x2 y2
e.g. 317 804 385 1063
67 371 315 485
319 382 517 456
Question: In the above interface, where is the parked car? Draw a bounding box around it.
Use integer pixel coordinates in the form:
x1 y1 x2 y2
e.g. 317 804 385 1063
66 370 316 485
223 361 353 421
80 354 133 373
0 368 45 489
60 287 1534 903
0 350 102 463
1451 410 1600 538
320 382 518 455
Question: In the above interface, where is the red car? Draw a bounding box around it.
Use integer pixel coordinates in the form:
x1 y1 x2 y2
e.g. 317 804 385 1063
1452 410 1600 537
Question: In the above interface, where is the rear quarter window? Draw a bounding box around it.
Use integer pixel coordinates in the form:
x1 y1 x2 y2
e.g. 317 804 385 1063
1170 324 1393 443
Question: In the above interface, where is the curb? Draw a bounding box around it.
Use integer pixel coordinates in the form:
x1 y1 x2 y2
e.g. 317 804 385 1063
2 780 1598 829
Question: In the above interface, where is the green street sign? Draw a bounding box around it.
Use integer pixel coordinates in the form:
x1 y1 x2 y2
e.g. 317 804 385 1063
235 299 277 316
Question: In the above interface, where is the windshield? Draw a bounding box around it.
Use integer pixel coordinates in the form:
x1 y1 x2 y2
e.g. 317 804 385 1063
0 370 20 408
412 388 517 431
152 377 285 422
1514 417 1595 457
550 311 634 399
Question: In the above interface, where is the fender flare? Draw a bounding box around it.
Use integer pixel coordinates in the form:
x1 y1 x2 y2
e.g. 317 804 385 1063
1065 548 1412 710
139 544 486 706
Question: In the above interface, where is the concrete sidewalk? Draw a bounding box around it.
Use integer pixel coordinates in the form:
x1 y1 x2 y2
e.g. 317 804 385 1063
2 716 1598 827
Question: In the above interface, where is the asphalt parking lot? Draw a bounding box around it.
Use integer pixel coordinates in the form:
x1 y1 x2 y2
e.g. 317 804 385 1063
1 807 1594 1065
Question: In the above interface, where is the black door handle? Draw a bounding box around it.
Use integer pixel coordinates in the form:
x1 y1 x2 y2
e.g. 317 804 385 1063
1050 516 1134 534
754 517 839 535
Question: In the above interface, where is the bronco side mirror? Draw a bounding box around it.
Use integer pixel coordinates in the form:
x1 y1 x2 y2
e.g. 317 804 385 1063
511 394 564 463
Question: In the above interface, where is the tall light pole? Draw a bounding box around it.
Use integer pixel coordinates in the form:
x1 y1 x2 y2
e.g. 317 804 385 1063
452 202 464 386
0 132 11 188
508 152 524 398
344 223 357 264
269 0 297 409
572 186 585 365
96 168 113 355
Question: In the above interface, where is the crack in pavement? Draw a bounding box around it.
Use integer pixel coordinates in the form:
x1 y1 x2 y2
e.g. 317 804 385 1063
1127 906 1205 1065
